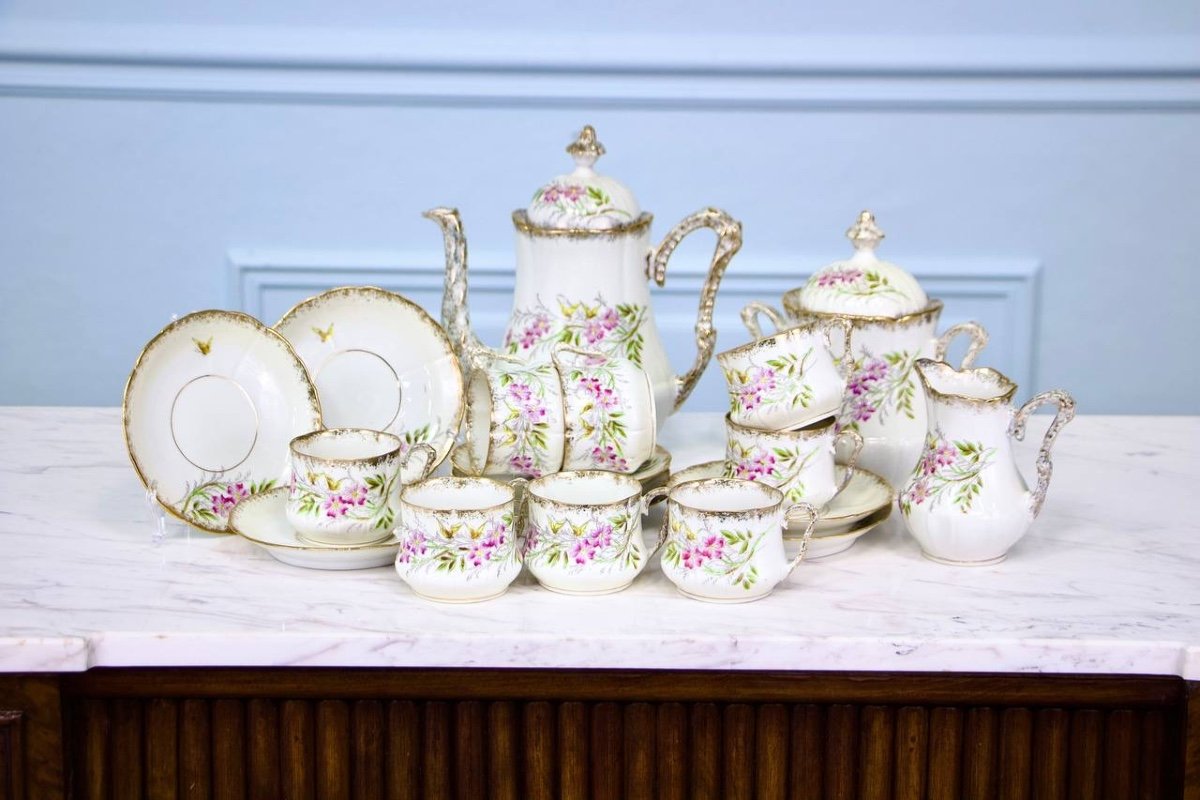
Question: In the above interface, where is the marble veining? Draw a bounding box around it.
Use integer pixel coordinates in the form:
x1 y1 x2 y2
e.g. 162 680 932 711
0 408 1197 676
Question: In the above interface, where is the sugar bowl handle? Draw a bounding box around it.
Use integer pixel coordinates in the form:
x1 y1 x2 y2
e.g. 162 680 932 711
741 301 790 339
647 208 744 411
1009 390 1077 518
782 502 821 578
934 321 989 369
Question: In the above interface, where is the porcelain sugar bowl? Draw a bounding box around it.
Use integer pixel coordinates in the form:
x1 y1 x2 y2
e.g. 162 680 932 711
426 125 743 429
768 212 989 489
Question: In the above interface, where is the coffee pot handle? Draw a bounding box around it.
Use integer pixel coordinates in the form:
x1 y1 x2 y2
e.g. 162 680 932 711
740 301 790 339
1009 390 1077 518
934 321 989 369
647 208 744 411
782 502 821 578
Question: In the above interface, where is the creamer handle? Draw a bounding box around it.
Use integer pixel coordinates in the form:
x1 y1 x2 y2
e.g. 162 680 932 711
740 301 789 339
934 321 989 369
782 502 820 577
1009 390 1076 518
647 208 744 411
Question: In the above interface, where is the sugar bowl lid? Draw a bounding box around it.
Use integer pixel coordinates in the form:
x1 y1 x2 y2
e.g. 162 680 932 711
523 125 642 231
794 211 928 317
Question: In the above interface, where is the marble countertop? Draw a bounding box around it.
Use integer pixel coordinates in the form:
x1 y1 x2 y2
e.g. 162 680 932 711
1 407 1197 677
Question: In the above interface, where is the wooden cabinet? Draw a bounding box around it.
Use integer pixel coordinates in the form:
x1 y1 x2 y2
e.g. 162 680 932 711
2 669 1197 799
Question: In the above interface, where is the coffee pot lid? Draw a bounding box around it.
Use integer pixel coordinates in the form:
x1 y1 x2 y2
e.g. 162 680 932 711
795 211 928 317
525 126 642 231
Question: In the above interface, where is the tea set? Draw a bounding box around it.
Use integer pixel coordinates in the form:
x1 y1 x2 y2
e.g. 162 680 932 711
123 124 1076 604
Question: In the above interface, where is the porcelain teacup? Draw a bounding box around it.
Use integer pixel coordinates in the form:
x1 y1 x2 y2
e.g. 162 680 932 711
659 478 819 602
395 477 523 602
717 302 852 431
286 428 436 545
552 346 657 474
523 471 667 595
465 353 566 478
724 414 863 509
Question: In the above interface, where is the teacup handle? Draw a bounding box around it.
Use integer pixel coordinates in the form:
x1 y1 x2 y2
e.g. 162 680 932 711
1009 390 1076 518
782 502 821 577
740 301 790 339
832 429 864 499
648 208 743 411
934 321 989 369
400 443 438 482
639 486 671 560
508 477 530 557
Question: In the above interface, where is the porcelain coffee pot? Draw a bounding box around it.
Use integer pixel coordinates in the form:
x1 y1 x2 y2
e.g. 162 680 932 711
898 359 1076 565
425 125 743 429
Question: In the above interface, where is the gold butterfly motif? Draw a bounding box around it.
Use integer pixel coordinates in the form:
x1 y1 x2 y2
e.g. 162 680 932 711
323 475 341 491
193 337 213 355
313 323 334 343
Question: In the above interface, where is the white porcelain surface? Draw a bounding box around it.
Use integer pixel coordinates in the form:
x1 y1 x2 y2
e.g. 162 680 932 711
3 408 1200 678
452 442 671 492
230 489 399 570
465 355 565 477
553 347 656 473
273 286 464 469
724 415 859 508
123 310 323 532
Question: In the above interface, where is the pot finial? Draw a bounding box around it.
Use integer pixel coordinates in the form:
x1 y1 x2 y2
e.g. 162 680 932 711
846 210 885 253
566 125 605 170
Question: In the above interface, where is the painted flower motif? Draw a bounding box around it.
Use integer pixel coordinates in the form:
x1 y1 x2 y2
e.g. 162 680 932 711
731 447 777 481
504 295 647 366
323 495 351 518
339 482 369 506
837 349 918 430
398 529 428 564
724 351 815 419
662 519 761 591
590 444 629 473
524 509 640 573
900 430 996 515
509 455 538 476
816 267 865 287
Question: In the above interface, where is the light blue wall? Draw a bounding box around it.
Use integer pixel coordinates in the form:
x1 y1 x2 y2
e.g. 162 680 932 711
2 2 1198 412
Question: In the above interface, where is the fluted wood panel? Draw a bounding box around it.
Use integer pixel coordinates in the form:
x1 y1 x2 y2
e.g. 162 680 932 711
63 690 1186 799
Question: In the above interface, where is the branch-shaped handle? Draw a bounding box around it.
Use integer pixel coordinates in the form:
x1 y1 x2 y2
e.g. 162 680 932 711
400 443 438 484
740 301 789 339
640 486 671 561
934 321 989 369
820 316 855 373
647 208 743 411
1009 390 1076 518
783 502 821 577
832 429 864 499
508 477 530 559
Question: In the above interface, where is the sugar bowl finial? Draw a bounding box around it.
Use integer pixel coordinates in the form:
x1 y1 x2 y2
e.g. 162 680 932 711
846 210 885 252
567 125 606 170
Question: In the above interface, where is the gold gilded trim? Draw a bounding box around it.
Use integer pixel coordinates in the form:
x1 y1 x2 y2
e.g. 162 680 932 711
230 489 400 551
289 428 403 467
400 476 517 514
724 411 836 440
782 294 944 329
511 210 653 239
527 470 642 510
913 358 1018 406
667 477 785 519
122 309 324 535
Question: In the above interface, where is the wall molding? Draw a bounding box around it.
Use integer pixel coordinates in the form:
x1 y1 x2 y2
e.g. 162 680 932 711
2 23 1198 111
230 249 1041 397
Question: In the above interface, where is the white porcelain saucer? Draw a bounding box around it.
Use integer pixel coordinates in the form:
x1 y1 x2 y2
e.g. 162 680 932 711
451 444 672 492
123 310 323 533
668 461 893 538
274 287 463 470
789 505 891 560
229 488 399 570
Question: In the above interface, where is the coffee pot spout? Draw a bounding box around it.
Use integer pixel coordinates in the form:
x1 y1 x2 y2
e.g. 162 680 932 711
424 207 492 377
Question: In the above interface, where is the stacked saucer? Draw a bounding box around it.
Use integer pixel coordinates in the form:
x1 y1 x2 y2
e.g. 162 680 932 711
229 488 400 570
